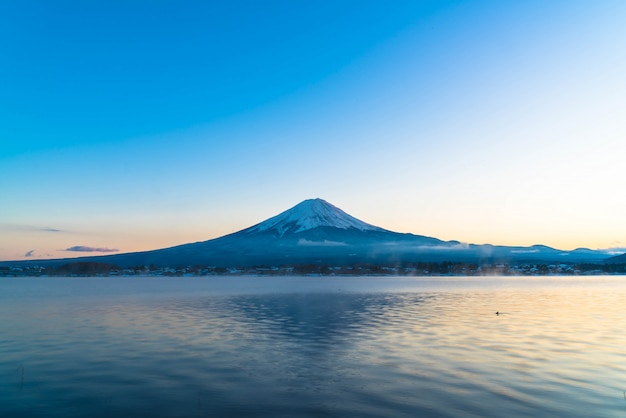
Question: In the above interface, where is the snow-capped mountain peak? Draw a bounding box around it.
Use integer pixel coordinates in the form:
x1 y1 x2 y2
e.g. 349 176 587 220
247 198 383 237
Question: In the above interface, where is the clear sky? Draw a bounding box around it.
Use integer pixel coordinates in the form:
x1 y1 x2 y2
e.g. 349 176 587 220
2 0 625 261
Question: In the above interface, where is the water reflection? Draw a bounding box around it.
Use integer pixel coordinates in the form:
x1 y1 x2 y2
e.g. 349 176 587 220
1 277 626 417
176 292 431 346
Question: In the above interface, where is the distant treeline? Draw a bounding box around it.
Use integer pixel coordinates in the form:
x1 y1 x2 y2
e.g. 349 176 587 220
52 262 119 275
2 261 626 277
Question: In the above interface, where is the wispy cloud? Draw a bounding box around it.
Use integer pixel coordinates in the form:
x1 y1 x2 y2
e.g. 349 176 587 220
24 250 35 257
0 224 64 233
297 239 347 247
65 246 119 253
600 247 626 255
417 243 470 251
382 242 471 251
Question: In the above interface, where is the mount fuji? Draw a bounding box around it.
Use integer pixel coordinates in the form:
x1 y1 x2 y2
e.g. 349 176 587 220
3 198 615 268
246 198 384 236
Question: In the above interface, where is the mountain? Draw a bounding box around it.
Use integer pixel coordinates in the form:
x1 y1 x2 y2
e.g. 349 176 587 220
1 198 614 268
605 252 626 264
244 198 384 236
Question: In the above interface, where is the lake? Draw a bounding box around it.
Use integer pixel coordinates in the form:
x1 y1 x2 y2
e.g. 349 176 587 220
1 276 626 417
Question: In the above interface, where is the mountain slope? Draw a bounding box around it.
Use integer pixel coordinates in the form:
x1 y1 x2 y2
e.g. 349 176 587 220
605 252 626 264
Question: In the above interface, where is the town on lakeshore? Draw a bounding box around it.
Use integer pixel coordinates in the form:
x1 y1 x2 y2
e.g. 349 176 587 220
2 261 626 278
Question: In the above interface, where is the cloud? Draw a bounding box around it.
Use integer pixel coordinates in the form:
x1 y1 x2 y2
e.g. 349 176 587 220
24 250 35 257
0 224 63 233
297 239 347 247
383 242 471 251
407 243 471 251
65 246 119 253
600 247 626 255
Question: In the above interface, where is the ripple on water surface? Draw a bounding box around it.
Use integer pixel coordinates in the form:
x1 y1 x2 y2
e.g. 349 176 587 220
1 276 626 417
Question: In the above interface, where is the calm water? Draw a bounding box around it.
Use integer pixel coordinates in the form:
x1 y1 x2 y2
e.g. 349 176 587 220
1 276 626 417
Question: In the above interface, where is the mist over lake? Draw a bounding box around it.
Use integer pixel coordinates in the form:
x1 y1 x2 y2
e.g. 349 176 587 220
2 276 626 417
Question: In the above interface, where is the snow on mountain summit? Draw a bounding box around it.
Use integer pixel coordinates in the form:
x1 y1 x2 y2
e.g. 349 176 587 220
247 198 383 237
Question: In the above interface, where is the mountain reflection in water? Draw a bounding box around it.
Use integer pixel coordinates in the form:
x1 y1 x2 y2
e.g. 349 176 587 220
1 276 626 417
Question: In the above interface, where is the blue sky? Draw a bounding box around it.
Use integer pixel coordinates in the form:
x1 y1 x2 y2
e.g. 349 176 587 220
2 0 625 260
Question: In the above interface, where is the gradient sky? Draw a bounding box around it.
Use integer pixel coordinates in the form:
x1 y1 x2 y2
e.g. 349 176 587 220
2 0 625 261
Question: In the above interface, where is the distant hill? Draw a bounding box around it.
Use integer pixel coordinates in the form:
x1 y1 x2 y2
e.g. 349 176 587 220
605 253 626 264
1 198 614 268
